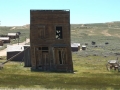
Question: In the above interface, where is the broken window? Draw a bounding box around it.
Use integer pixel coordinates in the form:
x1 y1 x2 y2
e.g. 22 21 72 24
56 26 62 39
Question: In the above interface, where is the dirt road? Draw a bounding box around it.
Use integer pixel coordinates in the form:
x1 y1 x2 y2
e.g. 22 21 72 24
101 30 112 36
0 39 30 56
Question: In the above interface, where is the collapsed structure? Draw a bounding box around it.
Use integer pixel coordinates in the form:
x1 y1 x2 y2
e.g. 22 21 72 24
30 10 73 72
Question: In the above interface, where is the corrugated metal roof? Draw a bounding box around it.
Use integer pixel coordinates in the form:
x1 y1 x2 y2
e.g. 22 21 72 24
8 33 17 36
7 45 24 52
71 43 80 47
0 37 9 40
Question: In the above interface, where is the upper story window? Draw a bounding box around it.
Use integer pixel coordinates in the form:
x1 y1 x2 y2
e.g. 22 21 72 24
56 26 62 39
38 26 45 39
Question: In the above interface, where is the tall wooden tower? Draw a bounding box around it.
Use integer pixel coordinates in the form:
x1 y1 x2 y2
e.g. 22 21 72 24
30 10 73 72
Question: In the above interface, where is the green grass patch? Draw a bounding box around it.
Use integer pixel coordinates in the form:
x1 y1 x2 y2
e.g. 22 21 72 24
0 55 120 90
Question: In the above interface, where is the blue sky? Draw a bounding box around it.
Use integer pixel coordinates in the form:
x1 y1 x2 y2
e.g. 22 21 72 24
0 0 120 26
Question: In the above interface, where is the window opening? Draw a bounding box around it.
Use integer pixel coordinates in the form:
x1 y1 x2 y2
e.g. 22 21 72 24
42 47 48 50
56 26 62 39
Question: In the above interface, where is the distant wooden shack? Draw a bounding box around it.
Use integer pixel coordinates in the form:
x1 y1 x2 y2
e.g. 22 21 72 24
7 45 24 61
7 45 31 66
0 37 10 43
71 43 80 52
82 45 86 50
8 33 19 39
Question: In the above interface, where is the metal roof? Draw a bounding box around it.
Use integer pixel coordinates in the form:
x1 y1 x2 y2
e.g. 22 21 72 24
82 45 86 47
71 43 80 47
108 60 118 64
0 37 9 40
7 45 24 52
8 33 17 36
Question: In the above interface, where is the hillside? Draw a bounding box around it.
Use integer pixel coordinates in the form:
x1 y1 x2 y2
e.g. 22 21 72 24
0 26 30 50
71 21 120 57
0 22 120 56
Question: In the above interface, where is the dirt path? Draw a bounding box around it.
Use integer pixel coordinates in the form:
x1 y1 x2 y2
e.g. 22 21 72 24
0 39 30 56
101 30 112 36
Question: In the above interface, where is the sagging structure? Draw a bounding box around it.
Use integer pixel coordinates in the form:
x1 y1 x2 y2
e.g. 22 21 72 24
30 10 73 72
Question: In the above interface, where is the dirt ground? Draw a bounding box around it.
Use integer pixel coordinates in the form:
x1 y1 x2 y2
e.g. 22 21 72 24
101 30 112 36
0 39 30 56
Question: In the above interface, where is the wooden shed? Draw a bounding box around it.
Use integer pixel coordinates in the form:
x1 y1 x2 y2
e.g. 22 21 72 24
8 33 19 39
71 43 80 52
30 10 73 72
7 45 24 61
0 37 10 43
82 45 86 50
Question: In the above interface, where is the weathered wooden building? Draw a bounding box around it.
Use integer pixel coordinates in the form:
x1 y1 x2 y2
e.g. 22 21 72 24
30 10 73 72
82 45 86 50
8 33 19 39
71 43 80 52
7 45 24 61
0 37 10 43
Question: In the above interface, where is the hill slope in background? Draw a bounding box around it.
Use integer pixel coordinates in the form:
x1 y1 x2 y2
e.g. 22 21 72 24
0 21 120 56
71 21 120 57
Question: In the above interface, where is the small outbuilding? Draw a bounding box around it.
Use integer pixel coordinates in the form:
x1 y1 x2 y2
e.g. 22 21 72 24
8 33 19 39
7 45 24 61
0 37 10 43
7 45 31 66
82 45 86 50
71 43 80 52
